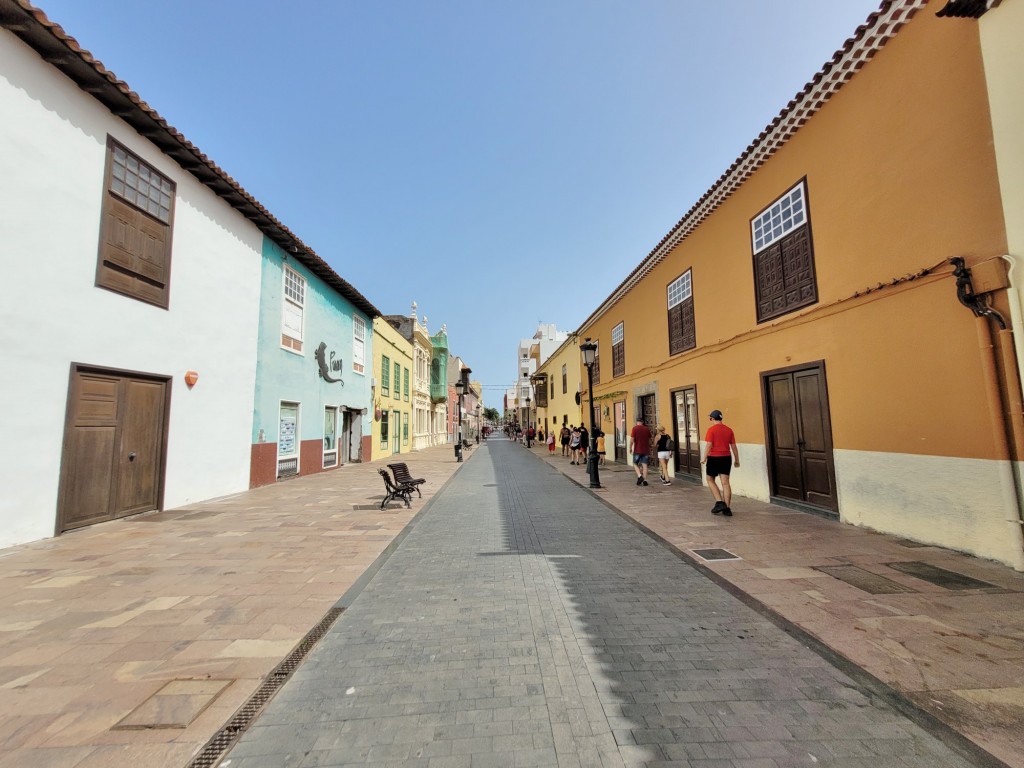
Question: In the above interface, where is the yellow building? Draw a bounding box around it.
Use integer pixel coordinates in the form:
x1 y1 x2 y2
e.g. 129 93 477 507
371 317 413 461
579 0 1024 569
534 336 586 450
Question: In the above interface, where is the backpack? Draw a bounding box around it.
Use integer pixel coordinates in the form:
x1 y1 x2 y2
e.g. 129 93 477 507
666 437 675 451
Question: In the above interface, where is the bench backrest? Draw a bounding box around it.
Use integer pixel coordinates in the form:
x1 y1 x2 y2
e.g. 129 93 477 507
378 468 399 491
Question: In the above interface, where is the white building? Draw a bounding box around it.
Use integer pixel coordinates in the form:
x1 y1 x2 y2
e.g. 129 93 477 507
0 6 344 546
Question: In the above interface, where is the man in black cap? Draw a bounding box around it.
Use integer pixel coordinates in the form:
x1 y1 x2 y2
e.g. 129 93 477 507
701 409 739 515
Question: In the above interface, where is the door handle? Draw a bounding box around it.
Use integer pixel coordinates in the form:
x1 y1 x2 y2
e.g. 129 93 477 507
128 452 137 461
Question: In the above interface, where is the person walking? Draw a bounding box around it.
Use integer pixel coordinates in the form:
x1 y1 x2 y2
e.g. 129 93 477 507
655 426 674 485
569 425 582 464
560 424 571 456
547 430 556 454
701 409 740 515
628 417 652 486
595 430 606 465
578 424 589 467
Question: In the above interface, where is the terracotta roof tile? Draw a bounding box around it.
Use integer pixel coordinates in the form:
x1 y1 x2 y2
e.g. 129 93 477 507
0 0 381 318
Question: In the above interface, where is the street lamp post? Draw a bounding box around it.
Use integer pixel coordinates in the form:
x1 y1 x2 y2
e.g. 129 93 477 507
475 404 481 442
525 396 532 447
580 340 601 488
454 380 465 462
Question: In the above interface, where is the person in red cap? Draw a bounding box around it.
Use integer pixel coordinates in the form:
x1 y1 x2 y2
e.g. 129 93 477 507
701 409 740 515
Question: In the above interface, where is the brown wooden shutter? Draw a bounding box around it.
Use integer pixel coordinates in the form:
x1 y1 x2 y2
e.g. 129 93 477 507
755 226 816 322
612 341 625 377
668 298 696 355
97 194 170 307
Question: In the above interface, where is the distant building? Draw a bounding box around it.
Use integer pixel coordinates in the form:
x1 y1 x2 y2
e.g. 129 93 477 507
515 324 569 432
371 317 414 460
383 304 449 450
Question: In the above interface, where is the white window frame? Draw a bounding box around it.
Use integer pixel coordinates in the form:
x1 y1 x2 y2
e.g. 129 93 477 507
612 322 624 345
323 406 339 469
278 401 300 477
352 315 366 374
667 270 692 309
751 181 807 254
281 266 305 354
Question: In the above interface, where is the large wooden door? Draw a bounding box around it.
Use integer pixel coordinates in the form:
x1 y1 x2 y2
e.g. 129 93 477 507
763 362 837 513
639 394 657 461
58 367 168 532
671 387 701 478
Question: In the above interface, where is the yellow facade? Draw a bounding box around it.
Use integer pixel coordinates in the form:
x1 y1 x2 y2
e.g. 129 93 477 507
535 336 585 445
580 0 1024 569
371 317 413 462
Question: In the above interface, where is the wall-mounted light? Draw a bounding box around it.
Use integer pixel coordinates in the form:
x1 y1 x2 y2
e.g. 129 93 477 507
184 370 199 388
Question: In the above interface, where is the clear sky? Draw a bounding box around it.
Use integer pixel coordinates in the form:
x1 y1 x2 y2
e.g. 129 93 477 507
37 0 882 401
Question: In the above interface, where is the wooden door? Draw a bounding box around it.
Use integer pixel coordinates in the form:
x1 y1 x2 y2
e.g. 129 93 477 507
671 387 701 477
614 400 626 462
763 363 837 513
58 367 168 532
640 394 657 461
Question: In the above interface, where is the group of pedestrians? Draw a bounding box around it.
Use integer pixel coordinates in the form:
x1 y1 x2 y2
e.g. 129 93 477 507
543 423 607 467
628 409 740 516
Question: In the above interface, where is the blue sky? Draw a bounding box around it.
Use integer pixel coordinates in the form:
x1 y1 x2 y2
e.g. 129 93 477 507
38 0 882 399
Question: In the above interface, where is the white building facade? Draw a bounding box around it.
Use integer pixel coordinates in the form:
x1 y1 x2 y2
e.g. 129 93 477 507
1 9 300 546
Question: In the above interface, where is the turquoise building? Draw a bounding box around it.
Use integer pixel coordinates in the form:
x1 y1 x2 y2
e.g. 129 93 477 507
250 238 380 486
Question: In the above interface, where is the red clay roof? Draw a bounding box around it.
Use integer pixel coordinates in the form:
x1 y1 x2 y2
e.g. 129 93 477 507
0 0 381 318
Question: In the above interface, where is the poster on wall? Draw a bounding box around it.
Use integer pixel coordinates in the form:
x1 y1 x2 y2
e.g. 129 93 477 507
280 415 297 455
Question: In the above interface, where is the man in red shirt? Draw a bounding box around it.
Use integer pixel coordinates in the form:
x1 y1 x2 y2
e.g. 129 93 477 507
701 409 740 515
628 417 652 486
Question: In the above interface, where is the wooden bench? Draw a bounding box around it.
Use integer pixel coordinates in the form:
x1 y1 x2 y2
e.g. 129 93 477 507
378 468 413 510
388 463 426 498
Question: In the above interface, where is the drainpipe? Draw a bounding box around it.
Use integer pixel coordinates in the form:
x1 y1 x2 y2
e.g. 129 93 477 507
952 257 1024 570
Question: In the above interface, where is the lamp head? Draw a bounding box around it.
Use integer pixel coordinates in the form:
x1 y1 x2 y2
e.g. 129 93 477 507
580 339 597 366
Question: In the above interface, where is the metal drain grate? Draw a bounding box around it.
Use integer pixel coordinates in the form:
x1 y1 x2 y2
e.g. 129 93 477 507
185 606 343 768
691 548 741 561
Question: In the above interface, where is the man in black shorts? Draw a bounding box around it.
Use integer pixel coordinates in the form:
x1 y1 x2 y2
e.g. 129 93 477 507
700 409 740 515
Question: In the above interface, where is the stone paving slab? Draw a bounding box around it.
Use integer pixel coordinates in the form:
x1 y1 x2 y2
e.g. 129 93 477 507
221 441 987 767
0 435 1020 767
537 444 1024 768
0 443 468 768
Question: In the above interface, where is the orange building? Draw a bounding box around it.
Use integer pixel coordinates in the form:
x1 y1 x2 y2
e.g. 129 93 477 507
579 0 1024 569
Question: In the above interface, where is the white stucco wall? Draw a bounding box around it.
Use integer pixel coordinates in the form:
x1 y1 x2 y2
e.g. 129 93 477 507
834 450 1023 569
704 443 1023 569
0 32 262 547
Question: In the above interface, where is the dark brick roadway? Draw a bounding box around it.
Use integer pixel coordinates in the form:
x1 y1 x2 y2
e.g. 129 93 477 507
221 440 979 768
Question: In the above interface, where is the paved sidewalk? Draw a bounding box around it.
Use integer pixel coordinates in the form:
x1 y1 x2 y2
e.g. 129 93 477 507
223 440 983 767
0 443 470 768
535 444 1024 768
0 436 1020 767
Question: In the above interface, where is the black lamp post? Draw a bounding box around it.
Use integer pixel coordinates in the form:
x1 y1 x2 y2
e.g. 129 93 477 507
525 396 532 446
475 404 481 442
454 379 465 462
580 340 601 488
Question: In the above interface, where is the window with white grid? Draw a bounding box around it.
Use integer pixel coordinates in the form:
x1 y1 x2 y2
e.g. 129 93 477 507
612 322 625 377
281 267 305 352
667 271 692 308
668 270 696 355
751 181 806 253
352 316 366 373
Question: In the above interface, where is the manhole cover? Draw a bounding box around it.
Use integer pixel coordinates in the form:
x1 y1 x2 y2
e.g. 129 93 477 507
814 565 917 594
886 561 999 591
691 548 740 561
